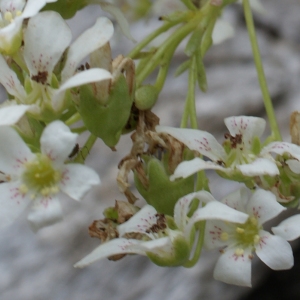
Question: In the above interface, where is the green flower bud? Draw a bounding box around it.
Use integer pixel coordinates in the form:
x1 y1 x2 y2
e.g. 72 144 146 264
134 85 158 110
43 0 86 19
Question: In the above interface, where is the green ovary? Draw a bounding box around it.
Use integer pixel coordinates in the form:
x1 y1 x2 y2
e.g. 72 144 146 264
234 216 261 247
22 154 61 198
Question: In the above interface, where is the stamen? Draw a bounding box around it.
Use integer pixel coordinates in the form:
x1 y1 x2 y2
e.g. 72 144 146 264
236 227 245 234
221 232 229 241
4 11 12 22
235 248 244 256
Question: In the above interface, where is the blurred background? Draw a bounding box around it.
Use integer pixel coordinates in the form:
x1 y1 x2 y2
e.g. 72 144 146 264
1 0 300 299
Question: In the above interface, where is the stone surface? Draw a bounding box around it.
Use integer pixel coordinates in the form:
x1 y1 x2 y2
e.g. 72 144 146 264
1 1 300 300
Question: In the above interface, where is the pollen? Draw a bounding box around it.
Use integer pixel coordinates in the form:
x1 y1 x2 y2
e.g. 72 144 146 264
236 227 245 234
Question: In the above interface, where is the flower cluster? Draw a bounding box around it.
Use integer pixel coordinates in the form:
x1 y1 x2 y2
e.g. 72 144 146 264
0 0 299 291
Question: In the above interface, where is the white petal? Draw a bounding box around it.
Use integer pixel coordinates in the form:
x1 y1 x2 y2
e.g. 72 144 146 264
0 18 22 54
204 220 232 249
118 205 158 237
59 164 100 201
212 19 234 45
40 121 78 165
98 2 135 42
224 116 266 147
0 55 26 100
27 196 63 232
272 215 300 241
24 11 72 78
236 158 279 176
170 157 226 181
286 159 300 174
61 17 114 82
255 230 293 270
192 201 248 223
246 189 286 224
213 247 252 287
0 104 30 125
0 126 34 175
74 238 145 268
221 187 248 212
156 126 226 161
174 190 216 231
0 181 31 228
21 0 53 19
261 142 300 161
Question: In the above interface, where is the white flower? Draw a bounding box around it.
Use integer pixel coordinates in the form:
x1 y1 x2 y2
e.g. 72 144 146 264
0 120 100 231
156 116 279 180
0 0 56 54
75 190 247 268
0 11 113 116
205 188 293 287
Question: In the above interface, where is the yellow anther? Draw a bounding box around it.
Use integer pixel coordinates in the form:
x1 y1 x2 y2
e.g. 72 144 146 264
250 217 258 226
235 248 244 256
221 232 229 241
236 227 245 234
4 11 13 22
19 184 28 194
253 235 260 244
16 10 22 16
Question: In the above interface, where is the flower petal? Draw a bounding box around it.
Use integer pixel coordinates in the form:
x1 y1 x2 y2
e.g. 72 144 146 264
272 214 300 241
170 157 226 181
0 104 30 125
0 181 31 228
246 189 286 224
27 196 63 232
213 247 252 287
61 17 114 82
204 220 233 249
286 159 300 174
255 230 293 270
156 126 226 161
118 205 158 238
22 0 53 19
224 116 266 146
53 68 112 111
174 190 216 231
192 201 248 223
40 121 78 165
59 164 100 201
23 11 72 78
0 55 26 100
98 2 135 42
0 126 34 175
236 158 279 176
261 142 300 161
74 238 145 268
221 187 248 212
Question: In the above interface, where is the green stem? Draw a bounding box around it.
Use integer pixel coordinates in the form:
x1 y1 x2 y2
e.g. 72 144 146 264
127 13 191 59
136 16 200 87
73 134 97 164
65 112 81 126
243 0 281 141
181 0 197 10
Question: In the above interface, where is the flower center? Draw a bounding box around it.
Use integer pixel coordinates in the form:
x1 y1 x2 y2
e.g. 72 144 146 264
21 154 61 198
234 216 261 247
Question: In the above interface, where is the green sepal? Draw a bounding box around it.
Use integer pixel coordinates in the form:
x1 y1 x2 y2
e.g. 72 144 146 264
78 75 133 147
134 158 194 216
147 234 190 267
42 0 86 19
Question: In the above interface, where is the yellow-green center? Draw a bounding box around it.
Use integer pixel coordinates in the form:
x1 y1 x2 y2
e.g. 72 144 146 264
21 154 61 199
234 216 261 247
